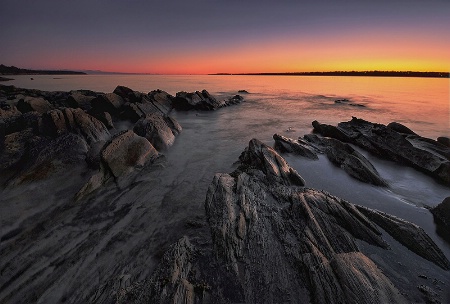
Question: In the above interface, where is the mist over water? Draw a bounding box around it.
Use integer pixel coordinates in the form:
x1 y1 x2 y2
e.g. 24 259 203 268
1 74 449 302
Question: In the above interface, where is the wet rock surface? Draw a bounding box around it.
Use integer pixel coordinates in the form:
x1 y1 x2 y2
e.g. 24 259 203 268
274 133 387 186
172 89 244 111
431 197 450 243
0 84 184 190
312 117 450 185
119 139 449 304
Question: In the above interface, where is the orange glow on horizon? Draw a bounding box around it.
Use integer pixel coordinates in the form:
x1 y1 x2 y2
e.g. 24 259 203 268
30 30 450 75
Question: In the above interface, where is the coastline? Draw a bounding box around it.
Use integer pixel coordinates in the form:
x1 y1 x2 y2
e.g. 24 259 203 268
210 71 450 78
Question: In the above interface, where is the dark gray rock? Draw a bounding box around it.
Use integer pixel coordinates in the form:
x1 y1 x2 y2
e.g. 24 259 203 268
66 91 96 111
133 113 182 151
172 90 242 111
202 139 406 304
236 138 305 186
90 93 125 116
387 122 416 135
323 138 387 186
312 117 450 186
273 133 319 159
17 96 52 114
430 197 450 243
357 205 450 270
113 85 145 104
42 108 110 144
437 136 450 147
120 90 174 122
100 130 159 179
277 133 387 186
93 112 114 129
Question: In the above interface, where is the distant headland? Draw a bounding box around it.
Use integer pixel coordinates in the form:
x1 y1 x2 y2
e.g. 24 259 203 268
211 71 449 78
0 64 86 76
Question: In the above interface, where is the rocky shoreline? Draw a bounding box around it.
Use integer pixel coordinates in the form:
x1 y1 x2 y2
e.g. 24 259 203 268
1 84 449 303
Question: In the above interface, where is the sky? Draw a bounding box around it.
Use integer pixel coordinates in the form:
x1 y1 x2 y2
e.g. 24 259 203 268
1 0 449 74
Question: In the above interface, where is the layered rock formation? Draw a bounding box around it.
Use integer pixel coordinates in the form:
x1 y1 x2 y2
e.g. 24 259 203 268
119 139 448 304
312 117 450 185
431 197 450 243
172 90 243 110
273 133 387 186
0 85 185 191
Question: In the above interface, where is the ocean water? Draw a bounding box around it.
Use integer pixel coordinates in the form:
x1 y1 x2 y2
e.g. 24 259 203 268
1 74 449 302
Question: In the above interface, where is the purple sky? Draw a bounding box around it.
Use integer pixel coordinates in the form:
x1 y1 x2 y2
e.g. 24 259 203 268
1 0 449 73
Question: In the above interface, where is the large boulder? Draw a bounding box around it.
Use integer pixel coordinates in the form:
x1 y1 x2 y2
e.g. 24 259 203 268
100 130 159 179
65 91 96 111
17 96 52 114
312 117 450 186
113 85 144 104
133 113 181 151
90 93 125 116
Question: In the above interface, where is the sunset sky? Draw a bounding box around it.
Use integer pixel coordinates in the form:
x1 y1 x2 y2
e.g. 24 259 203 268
1 0 449 74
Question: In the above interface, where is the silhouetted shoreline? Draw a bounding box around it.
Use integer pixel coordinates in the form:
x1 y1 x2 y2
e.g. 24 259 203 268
0 64 86 76
211 71 449 78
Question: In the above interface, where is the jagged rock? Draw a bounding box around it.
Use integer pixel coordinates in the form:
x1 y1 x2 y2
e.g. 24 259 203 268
430 197 450 243
17 96 52 114
93 111 114 129
2 111 41 135
201 139 406 303
172 90 239 111
113 85 144 104
100 130 159 179
357 206 450 270
276 133 387 186
236 138 305 186
85 140 106 169
319 137 387 186
146 89 173 114
12 133 89 185
226 94 244 105
387 122 416 135
90 93 125 116
437 136 450 147
273 133 319 159
0 129 35 171
120 90 174 122
66 91 96 111
133 113 182 151
312 117 450 185
42 108 110 144
116 236 244 304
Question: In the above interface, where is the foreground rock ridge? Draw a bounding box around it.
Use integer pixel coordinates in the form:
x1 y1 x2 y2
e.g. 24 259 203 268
119 139 449 304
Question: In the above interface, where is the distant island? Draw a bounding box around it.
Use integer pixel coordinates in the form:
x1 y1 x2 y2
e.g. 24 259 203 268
211 71 449 78
0 64 86 76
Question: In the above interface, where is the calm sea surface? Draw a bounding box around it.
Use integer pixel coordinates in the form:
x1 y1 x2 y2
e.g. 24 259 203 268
6 74 449 139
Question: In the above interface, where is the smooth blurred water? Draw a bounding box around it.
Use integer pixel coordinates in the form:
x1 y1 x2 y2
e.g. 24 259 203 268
5 74 449 139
